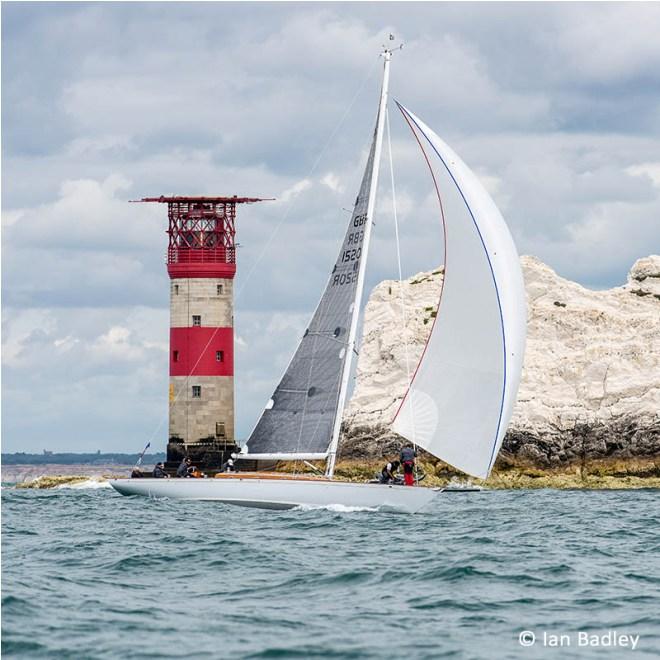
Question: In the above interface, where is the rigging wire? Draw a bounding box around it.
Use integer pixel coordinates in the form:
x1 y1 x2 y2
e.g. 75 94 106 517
385 106 419 479
139 57 381 459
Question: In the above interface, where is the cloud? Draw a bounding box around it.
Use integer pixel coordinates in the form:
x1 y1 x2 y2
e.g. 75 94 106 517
321 172 343 194
627 162 660 188
2 3 659 451
1 305 169 450
66 135 136 158
556 4 660 84
280 179 312 203
6 174 154 252
2 174 168 311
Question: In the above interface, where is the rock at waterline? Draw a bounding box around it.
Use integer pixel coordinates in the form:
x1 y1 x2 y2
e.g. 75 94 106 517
15 476 112 489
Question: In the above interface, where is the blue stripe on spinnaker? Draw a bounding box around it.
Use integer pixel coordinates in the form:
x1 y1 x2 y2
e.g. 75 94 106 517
395 100 507 476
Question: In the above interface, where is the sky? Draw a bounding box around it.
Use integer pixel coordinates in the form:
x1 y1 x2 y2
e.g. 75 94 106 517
2 2 660 453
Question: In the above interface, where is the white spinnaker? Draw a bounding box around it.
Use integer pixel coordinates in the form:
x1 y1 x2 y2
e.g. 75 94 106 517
391 104 527 479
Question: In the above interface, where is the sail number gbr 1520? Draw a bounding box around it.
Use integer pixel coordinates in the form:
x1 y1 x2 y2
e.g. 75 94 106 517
332 213 367 287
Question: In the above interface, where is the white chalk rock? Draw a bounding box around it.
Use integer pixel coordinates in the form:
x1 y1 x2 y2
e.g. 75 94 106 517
344 256 660 462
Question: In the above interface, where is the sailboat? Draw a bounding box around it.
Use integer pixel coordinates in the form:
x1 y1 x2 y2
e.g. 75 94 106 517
110 46 526 513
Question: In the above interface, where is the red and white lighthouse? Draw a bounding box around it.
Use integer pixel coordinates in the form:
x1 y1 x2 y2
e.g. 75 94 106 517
138 196 265 450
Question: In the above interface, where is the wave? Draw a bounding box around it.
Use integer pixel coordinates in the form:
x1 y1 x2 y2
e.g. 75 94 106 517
293 503 380 513
55 478 112 490
10 475 113 490
3 488 657 658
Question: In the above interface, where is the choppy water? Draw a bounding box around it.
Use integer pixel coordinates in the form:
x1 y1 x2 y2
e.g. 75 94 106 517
2 485 659 658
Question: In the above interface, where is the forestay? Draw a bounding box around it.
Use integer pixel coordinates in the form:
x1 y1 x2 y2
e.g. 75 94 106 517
392 104 527 479
246 130 379 455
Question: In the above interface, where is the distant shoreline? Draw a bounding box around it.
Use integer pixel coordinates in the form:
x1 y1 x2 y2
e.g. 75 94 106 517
1 452 165 466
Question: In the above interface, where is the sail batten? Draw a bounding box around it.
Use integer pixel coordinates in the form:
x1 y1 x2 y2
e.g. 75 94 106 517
392 104 527 480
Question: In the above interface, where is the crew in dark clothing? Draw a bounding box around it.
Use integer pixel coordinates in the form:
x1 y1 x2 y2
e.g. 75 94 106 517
400 445 417 486
379 460 400 484
152 462 168 478
176 457 194 478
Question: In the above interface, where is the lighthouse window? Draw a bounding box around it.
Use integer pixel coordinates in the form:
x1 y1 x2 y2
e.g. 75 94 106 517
216 350 224 363
192 315 201 327
216 422 226 438
217 284 223 295
192 385 201 398
173 284 179 295
173 350 179 363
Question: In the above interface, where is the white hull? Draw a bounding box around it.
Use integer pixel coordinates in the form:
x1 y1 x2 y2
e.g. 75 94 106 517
108 477 439 514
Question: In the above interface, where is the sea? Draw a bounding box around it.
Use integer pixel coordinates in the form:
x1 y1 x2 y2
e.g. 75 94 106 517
2 485 659 659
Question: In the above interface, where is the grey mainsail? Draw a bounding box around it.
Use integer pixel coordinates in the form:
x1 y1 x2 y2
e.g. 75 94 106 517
246 130 378 455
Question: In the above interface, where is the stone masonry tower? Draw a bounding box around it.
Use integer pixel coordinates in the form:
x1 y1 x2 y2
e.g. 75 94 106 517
138 196 265 453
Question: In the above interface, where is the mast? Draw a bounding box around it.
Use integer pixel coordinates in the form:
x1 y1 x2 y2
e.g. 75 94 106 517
325 49 392 478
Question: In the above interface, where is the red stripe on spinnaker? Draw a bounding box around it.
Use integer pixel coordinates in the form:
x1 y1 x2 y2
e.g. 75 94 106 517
391 103 448 426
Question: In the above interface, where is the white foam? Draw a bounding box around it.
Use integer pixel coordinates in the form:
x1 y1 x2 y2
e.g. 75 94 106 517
55 478 112 490
294 503 379 513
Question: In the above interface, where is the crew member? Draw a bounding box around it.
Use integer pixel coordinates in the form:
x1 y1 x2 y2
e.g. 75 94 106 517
221 453 238 473
400 445 417 486
379 460 400 484
152 462 168 478
176 457 194 478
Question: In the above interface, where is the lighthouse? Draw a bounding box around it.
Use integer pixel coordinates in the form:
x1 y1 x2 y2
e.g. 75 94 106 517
137 196 265 466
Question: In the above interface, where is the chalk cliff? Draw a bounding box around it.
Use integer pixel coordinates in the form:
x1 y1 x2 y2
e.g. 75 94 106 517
342 256 660 467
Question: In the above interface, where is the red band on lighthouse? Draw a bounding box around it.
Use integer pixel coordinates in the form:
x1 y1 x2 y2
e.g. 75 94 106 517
170 327 234 377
